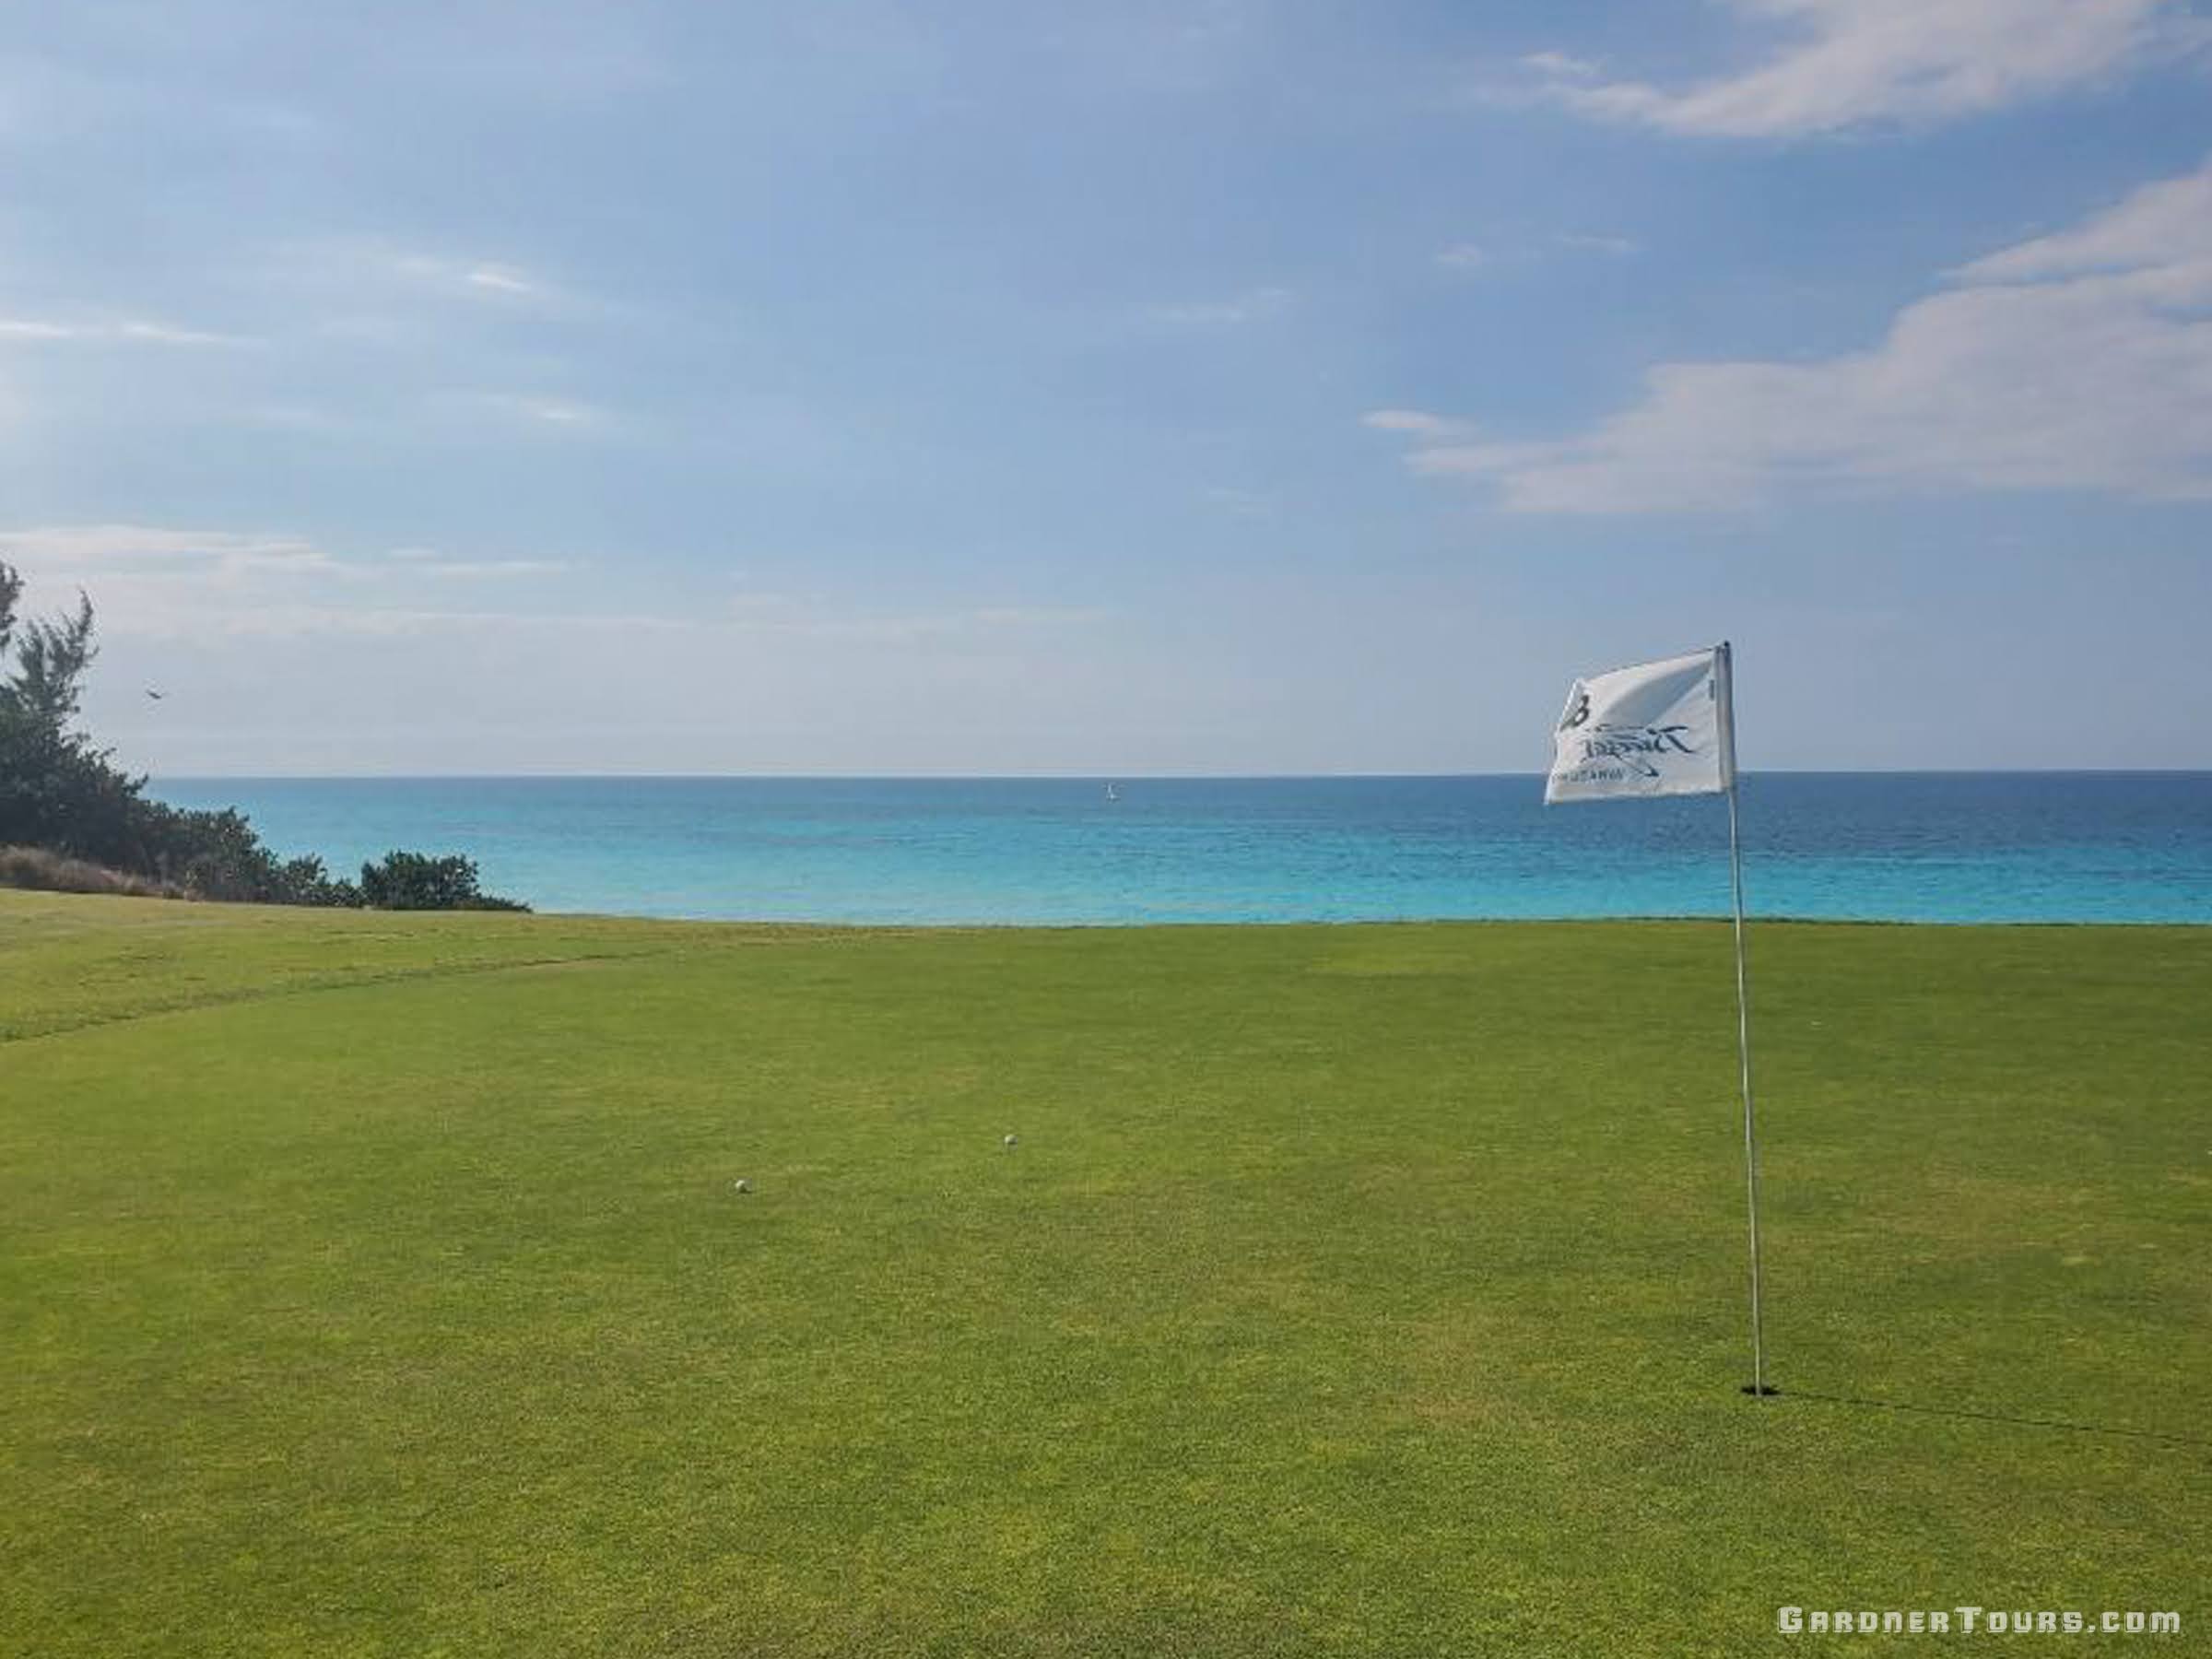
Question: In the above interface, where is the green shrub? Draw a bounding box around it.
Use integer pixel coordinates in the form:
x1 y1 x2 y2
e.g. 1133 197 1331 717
359 851 526 912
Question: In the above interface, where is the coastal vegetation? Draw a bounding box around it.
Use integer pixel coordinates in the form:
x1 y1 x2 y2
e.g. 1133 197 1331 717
3 893 2204 1653
0 560 522 911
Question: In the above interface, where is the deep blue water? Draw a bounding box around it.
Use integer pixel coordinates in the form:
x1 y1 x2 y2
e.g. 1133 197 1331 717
147 774 2212 925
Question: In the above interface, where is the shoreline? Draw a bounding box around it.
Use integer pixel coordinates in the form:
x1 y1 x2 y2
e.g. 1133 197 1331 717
4 888 2204 933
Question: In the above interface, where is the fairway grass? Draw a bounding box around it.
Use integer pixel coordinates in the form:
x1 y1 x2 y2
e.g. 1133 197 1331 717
3 892 2206 1655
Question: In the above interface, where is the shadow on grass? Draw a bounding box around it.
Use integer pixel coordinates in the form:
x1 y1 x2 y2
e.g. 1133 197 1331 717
1786 1390 2212 1450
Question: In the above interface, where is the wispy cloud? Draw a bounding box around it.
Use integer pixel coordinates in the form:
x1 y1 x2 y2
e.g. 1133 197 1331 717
512 398 595 425
272 237 571 310
0 315 246 347
453 392 607 429
726 591 1111 644
1145 285 1293 324
2 524 1085 653
1520 51 1600 81
2 525 348 639
0 524 581 639
424 560 571 580
463 265 537 297
1436 232 1639 272
1955 162 2212 281
1366 158 2212 512
1522 0 2199 138
1558 232 1640 257
383 248 552 302
0 524 324 569
1361 409 1476 442
970 605 1112 629
382 549 573 580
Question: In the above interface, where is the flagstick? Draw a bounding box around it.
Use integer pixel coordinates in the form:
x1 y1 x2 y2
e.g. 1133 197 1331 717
1547 641 1773 1395
1726 760 1773 1398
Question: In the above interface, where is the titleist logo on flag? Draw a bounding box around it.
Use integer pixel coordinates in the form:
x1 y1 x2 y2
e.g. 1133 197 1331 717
1546 645 1735 804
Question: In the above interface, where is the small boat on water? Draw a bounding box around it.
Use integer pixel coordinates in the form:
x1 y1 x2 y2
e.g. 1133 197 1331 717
1104 782 1120 803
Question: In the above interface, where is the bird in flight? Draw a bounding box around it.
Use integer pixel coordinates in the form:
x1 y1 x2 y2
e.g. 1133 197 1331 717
145 688 164 700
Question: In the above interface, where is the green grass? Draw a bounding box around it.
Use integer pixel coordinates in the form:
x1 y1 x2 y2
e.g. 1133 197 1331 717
2 891 2206 1655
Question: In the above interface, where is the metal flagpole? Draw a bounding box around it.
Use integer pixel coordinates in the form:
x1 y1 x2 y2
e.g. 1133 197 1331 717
1721 642 1773 1397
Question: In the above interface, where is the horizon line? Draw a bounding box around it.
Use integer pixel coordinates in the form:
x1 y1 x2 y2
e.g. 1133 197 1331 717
147 767 2212 783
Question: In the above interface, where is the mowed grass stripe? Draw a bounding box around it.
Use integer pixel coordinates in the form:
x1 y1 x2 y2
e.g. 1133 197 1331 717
2 895 2206 1655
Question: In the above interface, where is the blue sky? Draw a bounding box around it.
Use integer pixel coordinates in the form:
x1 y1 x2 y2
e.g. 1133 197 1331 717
4 0 2210 774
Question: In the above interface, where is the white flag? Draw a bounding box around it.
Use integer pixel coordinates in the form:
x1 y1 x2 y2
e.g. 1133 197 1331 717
1545 644 1735 805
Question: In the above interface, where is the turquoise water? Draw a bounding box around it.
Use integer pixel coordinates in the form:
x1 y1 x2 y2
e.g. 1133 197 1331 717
148 774 2212 925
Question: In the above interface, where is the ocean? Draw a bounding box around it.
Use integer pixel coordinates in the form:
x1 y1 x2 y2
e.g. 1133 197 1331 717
144 773 2212 925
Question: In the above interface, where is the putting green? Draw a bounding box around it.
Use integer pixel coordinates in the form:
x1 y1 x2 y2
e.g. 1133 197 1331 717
3 891 2206 1654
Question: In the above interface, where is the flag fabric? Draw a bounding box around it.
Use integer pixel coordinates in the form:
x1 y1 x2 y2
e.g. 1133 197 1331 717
1545 644 1735 805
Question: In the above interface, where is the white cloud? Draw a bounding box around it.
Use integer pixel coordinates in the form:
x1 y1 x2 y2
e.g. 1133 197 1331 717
2 526 349 641
415 559 571 580
1525 0 2198 138
1957 164 2212 281
378 546 570 579
1520 51 1600 80
514 399 593 425
1145 285 1293 324
1360 409 1476 441
451 391 606 429
1558 232 1640 257
725 591 1110 645
0 524 324 569
0 315 244 346
970 606 1112 629
1437 234 1637 273
112 320 241 346
1368 158 2212 512
271 238 568 312
1 525 1079 662
384 247 543 300
0 524 582 639
464 265 537 296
